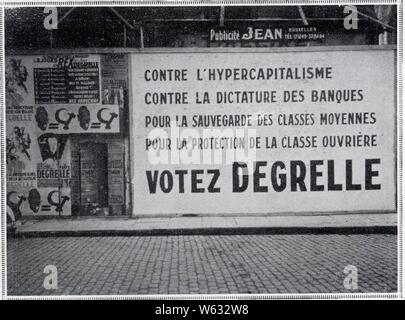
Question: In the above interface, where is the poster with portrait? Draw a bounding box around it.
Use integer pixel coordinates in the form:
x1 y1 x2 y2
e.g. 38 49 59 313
6 104 72 217
33 104 120 134
6 104 38 218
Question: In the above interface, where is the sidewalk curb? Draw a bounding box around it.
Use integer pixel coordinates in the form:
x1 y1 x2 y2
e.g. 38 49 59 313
10 226 397 238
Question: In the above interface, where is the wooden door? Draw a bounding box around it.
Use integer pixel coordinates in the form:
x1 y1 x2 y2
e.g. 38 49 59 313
80 142 108 207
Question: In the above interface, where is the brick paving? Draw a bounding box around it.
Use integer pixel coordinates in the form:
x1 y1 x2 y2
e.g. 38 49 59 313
7 234 397 296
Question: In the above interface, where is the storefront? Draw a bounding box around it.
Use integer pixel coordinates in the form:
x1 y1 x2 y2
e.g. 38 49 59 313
4 5 398 218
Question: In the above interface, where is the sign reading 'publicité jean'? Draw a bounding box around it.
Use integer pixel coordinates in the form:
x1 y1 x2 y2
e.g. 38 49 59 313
130 49 396 215
209 27 326 43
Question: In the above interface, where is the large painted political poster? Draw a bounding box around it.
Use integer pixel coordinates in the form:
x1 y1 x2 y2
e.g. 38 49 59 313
130 48 396 215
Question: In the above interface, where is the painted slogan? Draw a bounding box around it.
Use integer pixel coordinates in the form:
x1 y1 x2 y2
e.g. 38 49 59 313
130 49 396 215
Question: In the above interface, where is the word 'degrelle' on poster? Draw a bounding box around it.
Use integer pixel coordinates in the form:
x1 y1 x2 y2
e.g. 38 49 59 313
130 49 396 215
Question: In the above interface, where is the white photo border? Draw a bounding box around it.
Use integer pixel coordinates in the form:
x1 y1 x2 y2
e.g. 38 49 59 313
0 0 403 300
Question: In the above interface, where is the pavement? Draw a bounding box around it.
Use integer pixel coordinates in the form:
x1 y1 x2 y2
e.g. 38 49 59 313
11 213 398 237
6 213 398 296
7 234 398 296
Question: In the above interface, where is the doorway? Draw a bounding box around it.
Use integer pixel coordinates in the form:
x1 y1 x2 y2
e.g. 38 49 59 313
79 142 108 213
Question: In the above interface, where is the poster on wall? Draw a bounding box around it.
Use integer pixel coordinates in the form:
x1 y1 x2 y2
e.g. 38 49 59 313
5 54 102 217
130 49 396 215
101 53 128 209
33 55 100 104
6 103 71 217
101 53 128 107
6 105 38 218
108 142 125 205
6 55 101 106
33 104 120 134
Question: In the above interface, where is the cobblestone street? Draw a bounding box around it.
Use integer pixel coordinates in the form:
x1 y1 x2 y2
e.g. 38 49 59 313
7 234 397 296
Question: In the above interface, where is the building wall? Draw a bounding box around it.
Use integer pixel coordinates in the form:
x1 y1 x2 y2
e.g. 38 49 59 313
4 5 397 218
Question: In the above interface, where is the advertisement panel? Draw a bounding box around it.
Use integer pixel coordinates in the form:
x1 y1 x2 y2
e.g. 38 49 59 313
209 26 326 44
130 48 396 215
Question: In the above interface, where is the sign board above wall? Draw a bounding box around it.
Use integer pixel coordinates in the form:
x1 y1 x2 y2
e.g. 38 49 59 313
209 26 326 43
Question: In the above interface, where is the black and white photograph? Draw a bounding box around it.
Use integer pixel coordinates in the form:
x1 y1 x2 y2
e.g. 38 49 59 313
0 0 403 304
